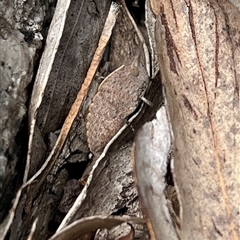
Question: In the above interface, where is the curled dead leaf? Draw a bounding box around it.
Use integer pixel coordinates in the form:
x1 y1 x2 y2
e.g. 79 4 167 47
49 216 144 240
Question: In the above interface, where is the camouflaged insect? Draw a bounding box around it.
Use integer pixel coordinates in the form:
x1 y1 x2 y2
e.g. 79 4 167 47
86 48 149 154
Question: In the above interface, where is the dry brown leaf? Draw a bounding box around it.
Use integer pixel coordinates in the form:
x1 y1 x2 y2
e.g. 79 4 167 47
86 48 148 154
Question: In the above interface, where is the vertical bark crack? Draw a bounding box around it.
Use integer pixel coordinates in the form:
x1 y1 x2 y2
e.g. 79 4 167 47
220 5 239 100
213 9 220 90
159 4 181 76
169 0 178 30
182 95 198 120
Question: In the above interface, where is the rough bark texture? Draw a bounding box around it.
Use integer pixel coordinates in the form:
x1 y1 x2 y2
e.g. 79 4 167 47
7 1 112 239
0 0 56 221
27 0 112 180
2 0 239 239
1 1 158 239
153 0 240 239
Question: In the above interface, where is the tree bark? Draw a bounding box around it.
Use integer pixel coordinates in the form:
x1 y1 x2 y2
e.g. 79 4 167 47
152 0 240 239
0 0 57 222
1 0 239 239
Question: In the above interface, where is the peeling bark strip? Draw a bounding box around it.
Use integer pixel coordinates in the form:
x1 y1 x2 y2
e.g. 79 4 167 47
159 4 181 76
133 105 179 240
25 0 72 183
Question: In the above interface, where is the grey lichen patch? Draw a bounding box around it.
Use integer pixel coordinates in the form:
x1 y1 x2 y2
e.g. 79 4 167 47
0 0 57 46
0 15 36 215
86 49 148 154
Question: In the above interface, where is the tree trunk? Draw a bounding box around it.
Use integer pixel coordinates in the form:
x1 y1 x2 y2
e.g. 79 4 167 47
152 0 240 239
